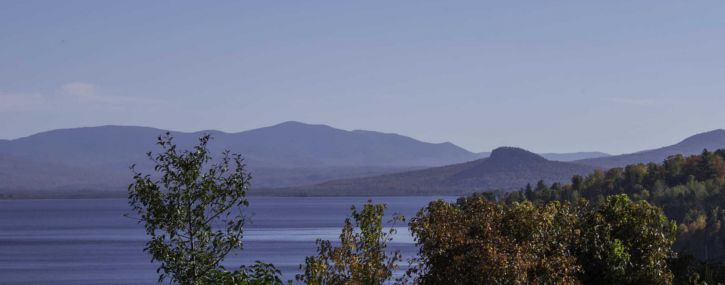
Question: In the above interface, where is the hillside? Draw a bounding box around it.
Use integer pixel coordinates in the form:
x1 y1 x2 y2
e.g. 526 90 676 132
577 129 725 169
477 151 610 161
276 147 596 196
0 153 93 191
539 152 610 162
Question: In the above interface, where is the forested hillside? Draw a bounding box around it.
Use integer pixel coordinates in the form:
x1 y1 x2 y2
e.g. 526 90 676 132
503 149 725 282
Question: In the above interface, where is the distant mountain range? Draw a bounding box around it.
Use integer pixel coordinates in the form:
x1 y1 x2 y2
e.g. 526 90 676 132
0 121 475 169
273 130 725 196
277 147 597 196
0 123 723 197
0 122 475 193
576 129 725 169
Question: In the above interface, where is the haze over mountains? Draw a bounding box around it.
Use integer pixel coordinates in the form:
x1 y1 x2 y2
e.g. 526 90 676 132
277 130 725 196
0 121 476 193
282 147 597 196
0 122 723 197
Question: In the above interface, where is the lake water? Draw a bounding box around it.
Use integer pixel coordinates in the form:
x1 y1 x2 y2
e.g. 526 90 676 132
0 196 452 284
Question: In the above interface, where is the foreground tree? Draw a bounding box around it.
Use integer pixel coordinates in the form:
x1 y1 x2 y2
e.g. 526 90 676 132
408 194 677 284
408 197 580 284
296 202 403 285
578 195 677 285
128 133 283 285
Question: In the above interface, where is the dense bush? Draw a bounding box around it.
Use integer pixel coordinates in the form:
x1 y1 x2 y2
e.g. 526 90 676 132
408 195 675 284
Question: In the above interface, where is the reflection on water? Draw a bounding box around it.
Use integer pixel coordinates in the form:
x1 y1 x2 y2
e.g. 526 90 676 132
244 227 414 243
0 196 451 285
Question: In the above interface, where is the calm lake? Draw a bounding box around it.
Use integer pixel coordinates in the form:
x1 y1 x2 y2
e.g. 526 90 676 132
0 196 453 284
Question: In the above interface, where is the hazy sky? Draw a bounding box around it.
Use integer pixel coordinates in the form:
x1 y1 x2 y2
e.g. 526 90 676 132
2 1 725 154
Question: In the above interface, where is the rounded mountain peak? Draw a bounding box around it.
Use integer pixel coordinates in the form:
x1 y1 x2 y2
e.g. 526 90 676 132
489 147 547 162
678 129 725 146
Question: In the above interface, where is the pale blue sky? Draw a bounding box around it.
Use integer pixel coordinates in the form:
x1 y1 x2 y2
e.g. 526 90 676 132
2 1 724 154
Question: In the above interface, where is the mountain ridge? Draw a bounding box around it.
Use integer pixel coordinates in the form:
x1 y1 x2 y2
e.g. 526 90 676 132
1 122 477 168
577 129 725 168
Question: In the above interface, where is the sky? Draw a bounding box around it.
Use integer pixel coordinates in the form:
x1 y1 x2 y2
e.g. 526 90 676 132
1 1 725 154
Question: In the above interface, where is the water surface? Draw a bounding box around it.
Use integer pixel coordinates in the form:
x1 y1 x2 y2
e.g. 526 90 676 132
0 196 451 284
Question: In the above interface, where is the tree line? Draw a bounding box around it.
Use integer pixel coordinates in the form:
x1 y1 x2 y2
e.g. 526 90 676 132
128 134 724 284
505 149 725 283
